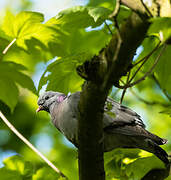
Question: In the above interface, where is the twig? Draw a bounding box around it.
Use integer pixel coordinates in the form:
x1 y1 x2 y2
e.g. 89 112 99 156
128 41 160 83
132 41 160 67
140 0 153 17
3 38 17 54
104 21 113 35
109 0 122 63
130 88 170 106
120 71 130 103
109 0 121 18
0 111 67 178
109 0 122 37
118 44 166 89
113 30 122 62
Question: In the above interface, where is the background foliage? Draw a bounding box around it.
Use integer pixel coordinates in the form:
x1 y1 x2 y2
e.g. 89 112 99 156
0 0 171 179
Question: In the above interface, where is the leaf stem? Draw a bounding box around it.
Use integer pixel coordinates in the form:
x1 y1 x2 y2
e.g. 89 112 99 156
104 21 113 35
3 38 17 54
0 111 67 178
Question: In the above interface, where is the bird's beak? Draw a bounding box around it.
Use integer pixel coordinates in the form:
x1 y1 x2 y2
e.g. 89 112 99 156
36 105 44 112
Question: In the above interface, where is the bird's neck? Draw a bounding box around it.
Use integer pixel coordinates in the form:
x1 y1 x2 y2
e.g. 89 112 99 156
49 101 56 114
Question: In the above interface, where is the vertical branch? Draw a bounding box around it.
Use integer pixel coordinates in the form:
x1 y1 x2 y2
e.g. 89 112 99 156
78 83 107 180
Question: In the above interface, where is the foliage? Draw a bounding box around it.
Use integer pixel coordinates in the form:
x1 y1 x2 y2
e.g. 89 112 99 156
0 0 171 180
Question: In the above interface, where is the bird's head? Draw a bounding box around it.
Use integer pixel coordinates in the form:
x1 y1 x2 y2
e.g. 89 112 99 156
36 91 66 113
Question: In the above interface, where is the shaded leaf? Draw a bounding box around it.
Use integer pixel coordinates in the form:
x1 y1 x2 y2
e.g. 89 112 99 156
0 167 22 180
0 78 19 112
87 6 112 25
47 6 111 30
154 45 171 94
49 6 95 30
0 61 37 94
38 57 83 94
0 61 37 111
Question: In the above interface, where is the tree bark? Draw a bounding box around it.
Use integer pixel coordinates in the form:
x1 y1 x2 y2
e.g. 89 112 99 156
77 1 170 180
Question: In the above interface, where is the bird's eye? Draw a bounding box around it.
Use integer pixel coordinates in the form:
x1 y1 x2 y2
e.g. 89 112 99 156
45 96 49 100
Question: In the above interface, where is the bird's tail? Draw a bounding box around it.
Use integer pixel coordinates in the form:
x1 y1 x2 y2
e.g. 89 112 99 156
142 139 169 166
143 128 168 145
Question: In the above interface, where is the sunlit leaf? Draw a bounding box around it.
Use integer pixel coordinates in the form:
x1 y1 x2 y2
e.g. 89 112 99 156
88 0 115 10
148 17 171 42
2 11 44 38
3 155 34 177
32 167 60 180
125 156 165 179
160 106 171 116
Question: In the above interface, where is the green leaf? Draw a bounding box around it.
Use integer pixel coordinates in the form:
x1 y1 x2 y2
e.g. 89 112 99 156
50 27 111 58
0 61 37 111
2 10 16 38
32 167 60 180
0 62 37 94
47 6 95 30
125 156 165 179
154 45 171 94
2 11 44 38
160 107 171 116
0 78 19 112
2 11 47 49
47 6 111 30
87 6 112 25
38 57 83 94
0 167 22 180
148 17 171 42
3 155 34 178
116 6 131 25
88 0 115 11
104 149 140 180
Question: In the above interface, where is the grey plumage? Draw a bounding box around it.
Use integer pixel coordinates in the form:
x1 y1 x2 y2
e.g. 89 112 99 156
37 91 169 165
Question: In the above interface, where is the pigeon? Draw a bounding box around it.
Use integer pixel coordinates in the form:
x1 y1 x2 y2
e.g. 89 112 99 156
37 91 169 166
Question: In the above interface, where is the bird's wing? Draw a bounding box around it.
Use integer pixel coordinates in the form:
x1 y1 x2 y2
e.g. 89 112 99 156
103 98 167 145
104 97 146 128
67 93 145 128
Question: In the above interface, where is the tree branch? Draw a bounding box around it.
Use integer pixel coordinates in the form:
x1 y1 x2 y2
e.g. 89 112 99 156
140 0 153 17
117 44 167 89
0 111 67 178
77 11 150 180
77 1 170 180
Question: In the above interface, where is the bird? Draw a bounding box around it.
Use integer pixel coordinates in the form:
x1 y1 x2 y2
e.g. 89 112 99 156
37 91 169 166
